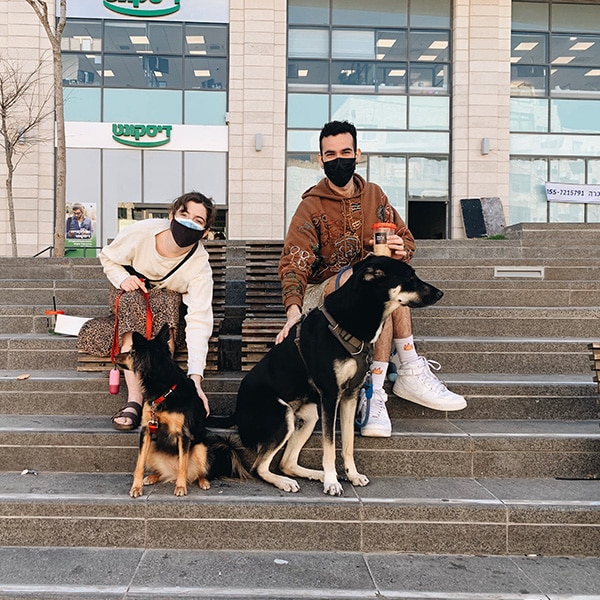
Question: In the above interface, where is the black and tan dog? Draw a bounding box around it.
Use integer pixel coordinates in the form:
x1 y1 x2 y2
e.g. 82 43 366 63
234 255 443 496
116 323 248 497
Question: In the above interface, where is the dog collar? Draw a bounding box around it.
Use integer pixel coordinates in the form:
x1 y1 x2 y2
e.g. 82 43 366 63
153 384 177 407
148 384 177 438
318 305 365 356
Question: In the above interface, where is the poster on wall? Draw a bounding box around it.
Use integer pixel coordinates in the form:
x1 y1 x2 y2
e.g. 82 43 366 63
61 0 229 23
65 202 97 257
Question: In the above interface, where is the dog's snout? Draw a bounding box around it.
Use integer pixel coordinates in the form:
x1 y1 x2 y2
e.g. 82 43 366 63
435 289 444 301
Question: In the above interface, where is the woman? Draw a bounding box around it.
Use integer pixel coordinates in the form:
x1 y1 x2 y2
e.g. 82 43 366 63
78 191 216 430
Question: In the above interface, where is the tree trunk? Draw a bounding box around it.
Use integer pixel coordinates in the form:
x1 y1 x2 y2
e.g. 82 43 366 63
5 167 17 257
53 44 66 257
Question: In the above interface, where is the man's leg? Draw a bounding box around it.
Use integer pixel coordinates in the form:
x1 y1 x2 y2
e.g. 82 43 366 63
390 306 467 411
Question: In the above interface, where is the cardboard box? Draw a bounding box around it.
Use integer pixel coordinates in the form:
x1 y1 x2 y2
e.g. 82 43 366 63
54 314 92 336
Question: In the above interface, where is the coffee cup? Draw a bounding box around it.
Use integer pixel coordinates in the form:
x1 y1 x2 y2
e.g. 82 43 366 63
371 223 396 257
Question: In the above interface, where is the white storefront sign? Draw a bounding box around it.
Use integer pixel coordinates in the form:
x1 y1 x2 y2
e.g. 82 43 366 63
545 182 600 204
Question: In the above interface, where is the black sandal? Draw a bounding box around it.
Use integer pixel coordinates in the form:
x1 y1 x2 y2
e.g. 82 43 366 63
111 401 142 431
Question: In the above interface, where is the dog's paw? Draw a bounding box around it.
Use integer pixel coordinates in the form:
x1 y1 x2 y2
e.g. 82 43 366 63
275 476 300 493
197 477 211 490
174 485 188 496
129 486 143 498
349 473 369 487
143 474 160 486
323 480 344 496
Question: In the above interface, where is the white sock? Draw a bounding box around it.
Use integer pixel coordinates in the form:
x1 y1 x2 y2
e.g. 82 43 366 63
369 361 388 389
394 336 419 364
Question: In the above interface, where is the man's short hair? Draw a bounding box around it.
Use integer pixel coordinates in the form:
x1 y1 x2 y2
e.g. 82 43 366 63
319 120 357 154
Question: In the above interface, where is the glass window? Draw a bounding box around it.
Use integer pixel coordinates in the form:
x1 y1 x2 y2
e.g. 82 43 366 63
332 30 375 60
512 32 547 64
144 151 183 203
288 0 330 25
509 158 548 222
332 61 376 91
62 54 101 86
376 31 407 62
184 91 227 125
408 31 450 63
409 96 449 130
409 0 451 29
183 57 227 90
512 1 549 31
61 21 102 52
286 154 323 227
289 29 329 58
552 3 600 34
184 152 227 206
551 34 600 67
104 21 182 54
184 25 227 56
510 98 549 132
104 89 183 123
103 54 182 88
288 60 329 91
587 160 600 222
409 64 448 94
332 0 407 27
64 88 101 121
288 93 329 128
551 99 600 132
369 155 407 218
511 64 548 96
551 67 600 97
332 95 407 129
376 63 407 92
408 157 448 201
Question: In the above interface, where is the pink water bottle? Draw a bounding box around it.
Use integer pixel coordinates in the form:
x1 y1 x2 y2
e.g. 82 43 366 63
109 368 120 395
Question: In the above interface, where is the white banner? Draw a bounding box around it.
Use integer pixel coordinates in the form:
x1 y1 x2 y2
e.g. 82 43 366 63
545 182 600 204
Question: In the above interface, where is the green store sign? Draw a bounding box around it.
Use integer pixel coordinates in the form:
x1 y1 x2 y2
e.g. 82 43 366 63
104 0 181 18
112 124 173 148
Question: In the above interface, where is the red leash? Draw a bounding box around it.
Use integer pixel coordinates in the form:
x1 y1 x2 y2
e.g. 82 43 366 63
110 289 153 364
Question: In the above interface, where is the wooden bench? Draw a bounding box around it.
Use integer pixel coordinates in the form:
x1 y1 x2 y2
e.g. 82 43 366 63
77 241 226 372
589 342 600 394
241 241 285 371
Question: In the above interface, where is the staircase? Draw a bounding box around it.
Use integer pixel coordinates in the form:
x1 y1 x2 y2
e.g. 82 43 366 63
0 222 599 599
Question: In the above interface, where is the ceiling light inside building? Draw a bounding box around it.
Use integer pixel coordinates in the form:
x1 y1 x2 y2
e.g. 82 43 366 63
429 41 448 50
129 36 150 44
552 56 575 64
515 42 538 51
187 36 206 44
194 69 211 77
377 38 396 48
584 69 600 76
298 69 308 77
418 54 437 61
570 42 594 51
388 69 406 76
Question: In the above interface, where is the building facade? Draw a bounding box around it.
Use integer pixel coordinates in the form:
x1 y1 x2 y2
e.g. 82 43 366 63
0 0 598 256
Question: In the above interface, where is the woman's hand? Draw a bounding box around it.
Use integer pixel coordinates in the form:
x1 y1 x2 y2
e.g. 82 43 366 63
189 373 210 415
120 276 148 293
276 305 302 344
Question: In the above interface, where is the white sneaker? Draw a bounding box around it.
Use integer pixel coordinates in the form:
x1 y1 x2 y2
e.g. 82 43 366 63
392 356 466 411
357 387 392 437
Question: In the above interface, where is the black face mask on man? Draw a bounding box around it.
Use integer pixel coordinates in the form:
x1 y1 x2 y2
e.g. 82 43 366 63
170 217 205 248
323 157 356 188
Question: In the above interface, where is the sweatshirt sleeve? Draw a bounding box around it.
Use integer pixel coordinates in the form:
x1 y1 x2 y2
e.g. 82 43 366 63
279 199 320 311
99 229 141 289
181 266 214 377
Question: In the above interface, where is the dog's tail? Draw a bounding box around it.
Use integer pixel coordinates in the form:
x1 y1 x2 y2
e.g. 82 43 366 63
207 433 253 481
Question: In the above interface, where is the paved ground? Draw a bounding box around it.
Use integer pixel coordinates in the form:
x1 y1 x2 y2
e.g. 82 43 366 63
0 547 599 599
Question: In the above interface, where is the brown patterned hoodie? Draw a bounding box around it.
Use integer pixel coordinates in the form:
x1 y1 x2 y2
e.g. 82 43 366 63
279 173 416 311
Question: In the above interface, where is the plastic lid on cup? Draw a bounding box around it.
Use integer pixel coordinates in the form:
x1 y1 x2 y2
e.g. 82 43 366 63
371 222 396 231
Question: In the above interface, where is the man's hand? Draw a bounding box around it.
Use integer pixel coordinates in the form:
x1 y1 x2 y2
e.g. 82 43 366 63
189 373 210 415
276 305 302 344
120 276 148 293
386 234 409 260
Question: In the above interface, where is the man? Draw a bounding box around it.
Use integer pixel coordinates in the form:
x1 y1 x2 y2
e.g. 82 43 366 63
277 120 466 438
66 203 93 239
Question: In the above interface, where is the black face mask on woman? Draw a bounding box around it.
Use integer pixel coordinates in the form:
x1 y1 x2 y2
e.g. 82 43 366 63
170 217 205 248
323 157 356 188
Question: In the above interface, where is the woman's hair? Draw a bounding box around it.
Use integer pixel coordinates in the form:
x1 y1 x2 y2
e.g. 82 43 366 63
170 191 217 229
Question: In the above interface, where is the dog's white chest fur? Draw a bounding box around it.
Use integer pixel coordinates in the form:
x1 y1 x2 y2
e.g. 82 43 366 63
334 358 358 387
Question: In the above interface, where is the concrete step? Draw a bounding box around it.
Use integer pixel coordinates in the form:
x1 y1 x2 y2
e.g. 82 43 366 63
1 333 595 374
0 547 599 599
412 306 600 338
1 416 598 479
0 473 598 557
0 371 596 421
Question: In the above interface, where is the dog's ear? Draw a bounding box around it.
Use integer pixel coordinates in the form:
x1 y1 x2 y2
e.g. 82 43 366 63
131 331 146 347
156 322 171 344
363 266 386 281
